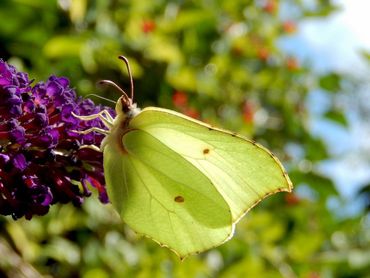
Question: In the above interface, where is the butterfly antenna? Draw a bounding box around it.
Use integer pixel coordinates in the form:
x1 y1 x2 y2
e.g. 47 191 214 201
98 80 131 103
85 94 116 104
118 55 134 101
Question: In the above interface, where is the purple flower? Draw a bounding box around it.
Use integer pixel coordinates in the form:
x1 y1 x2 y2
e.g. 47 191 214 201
0 59 114 220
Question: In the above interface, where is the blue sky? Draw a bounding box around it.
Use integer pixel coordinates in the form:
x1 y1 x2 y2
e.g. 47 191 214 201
279 0 370 202
280 0 370 72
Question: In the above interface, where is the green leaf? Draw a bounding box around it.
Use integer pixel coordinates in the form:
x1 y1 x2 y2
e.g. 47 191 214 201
145 36 183 63
165 10 216 32
324 109 348 127
319 73 341 92
167 66 197 91
290 171 339 198
43 36 86 58
287 232 324 262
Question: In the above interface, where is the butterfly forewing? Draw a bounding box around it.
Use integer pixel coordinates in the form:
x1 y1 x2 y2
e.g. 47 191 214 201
128 107 293 223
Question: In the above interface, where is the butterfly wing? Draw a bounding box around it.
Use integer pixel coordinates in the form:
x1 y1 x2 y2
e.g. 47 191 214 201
128 107 293 223
104 128 233 259
104 107 292 258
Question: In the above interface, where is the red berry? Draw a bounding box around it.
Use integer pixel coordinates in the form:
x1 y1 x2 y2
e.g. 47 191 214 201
243 101 254 123
285 193 300 206
184 108 200 119
263 0 278 14
257 48 269 61
283 21 297 34
172 91 188 107
286 57 299 71
142 20 156 33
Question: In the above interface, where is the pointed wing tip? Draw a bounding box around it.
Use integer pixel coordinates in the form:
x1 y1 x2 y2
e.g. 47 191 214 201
232 180 294 224
272 175 294 195
280 185 294 194
283 173 294 193
174 185 293 259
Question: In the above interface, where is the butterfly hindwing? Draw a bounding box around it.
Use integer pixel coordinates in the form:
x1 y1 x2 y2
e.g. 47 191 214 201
104 128 233 258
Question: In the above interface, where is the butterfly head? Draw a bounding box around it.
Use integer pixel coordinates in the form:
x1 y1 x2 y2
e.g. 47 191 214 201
101 56 141 119
116 95 141 119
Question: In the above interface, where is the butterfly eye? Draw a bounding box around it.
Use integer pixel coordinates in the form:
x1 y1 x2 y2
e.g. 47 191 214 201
121 97 131 113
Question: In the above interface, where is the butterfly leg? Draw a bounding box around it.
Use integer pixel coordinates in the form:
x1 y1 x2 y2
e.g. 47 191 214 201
72 127 109 135
101 110 114 122
72 110 114 129
78 144 101 152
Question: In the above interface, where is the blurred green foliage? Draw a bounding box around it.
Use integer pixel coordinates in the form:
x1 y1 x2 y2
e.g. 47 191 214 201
0 0 369 277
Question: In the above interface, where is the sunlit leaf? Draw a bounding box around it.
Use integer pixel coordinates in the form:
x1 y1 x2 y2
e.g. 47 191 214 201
319 73 341 92
324 109 348 127
44 36 85 58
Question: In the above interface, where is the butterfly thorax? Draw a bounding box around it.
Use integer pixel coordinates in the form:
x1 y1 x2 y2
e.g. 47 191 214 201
101 96 141 153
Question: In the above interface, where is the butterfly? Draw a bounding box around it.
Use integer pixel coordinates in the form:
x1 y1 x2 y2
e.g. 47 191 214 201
74 56 293 259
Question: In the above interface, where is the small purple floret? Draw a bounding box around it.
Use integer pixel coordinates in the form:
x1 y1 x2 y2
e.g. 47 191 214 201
0 59 114 220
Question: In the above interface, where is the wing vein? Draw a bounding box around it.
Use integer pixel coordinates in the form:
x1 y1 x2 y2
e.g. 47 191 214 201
125 135 228 211
127 156 173 213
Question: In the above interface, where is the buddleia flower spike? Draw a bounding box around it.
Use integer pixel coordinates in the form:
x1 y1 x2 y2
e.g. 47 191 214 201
0 60 112 219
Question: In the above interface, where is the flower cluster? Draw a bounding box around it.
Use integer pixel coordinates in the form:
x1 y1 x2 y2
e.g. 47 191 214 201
0 60 113 220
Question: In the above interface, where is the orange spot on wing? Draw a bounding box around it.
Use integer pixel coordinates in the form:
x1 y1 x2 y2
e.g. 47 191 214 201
174 196 185 203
